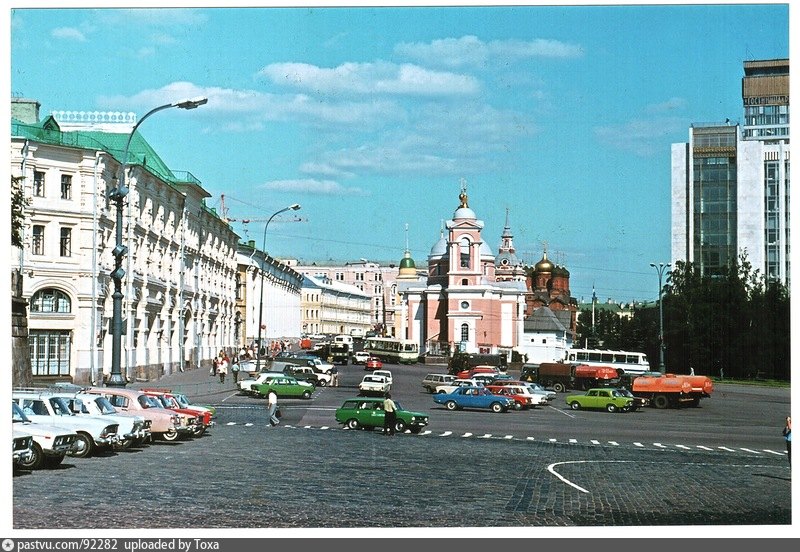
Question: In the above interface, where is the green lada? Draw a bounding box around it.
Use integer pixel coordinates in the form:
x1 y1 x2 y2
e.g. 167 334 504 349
252 374 315 400
335 397 429 434
564 387 634 413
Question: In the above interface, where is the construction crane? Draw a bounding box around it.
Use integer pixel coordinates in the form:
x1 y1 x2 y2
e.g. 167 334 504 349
218 194 307 225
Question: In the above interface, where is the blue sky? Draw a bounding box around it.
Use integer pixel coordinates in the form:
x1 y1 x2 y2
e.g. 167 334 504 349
8 2 791 302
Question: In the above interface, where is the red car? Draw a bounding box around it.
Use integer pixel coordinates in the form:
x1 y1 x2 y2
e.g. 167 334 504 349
455 366 500 380
142 390 210 437
365 357 384 371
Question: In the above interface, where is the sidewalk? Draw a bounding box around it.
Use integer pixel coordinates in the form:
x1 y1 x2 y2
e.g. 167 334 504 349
129 365 243 403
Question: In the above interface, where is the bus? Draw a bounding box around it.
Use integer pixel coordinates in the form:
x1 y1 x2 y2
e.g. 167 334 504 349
363 337 419 365
563 348 650 376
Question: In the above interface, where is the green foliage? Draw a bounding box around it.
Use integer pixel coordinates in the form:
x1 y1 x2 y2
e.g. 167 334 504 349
11 175 29 248
576 253 790 382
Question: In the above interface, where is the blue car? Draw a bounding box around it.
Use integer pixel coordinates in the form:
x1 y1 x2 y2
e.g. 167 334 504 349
432 386 513 413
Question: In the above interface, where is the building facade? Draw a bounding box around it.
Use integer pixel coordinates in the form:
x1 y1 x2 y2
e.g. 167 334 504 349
300 275 372 337
11 98 239 384
671 59 790 285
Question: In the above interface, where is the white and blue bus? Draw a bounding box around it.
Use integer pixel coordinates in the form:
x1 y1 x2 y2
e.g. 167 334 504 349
563 348 650 376
363 337 419 365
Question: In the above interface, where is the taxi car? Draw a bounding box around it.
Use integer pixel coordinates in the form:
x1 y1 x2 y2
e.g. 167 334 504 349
335 397 429 434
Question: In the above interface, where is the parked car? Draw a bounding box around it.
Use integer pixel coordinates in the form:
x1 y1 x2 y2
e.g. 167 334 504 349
172 392 217 419
83 387 191 442
12 401 78 470
525 382 557 402
372 370 393 384
238 372 275 395
484 384 546 410
434 378 481 395
12 391 120 458
141 390 209 437
252 375 315 399
364 357 383 371
275 355 335 374
488 379 557 402
358 374 391 396
421 373 457 394
564 388 635 413
49 389 151 449
280 365 321 386
614 387 650 411
335 397 429 434
12 430 34 469
352 351 371 365
432 386 513 413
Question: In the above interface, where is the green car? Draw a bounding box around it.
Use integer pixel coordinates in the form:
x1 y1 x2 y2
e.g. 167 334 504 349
335 397 429 434
252 374 315 399
564 388 634 413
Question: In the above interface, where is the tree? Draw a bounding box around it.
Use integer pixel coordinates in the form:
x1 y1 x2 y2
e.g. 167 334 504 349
11 175 29 248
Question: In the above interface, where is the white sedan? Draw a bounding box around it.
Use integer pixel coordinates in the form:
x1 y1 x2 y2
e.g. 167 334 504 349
351 351 370 365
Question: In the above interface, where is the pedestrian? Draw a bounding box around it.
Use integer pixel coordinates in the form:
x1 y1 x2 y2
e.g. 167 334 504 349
783 416 792 466
217 353 229 384
330 366 339 387
210 357 218 377
231 355 240 384
382 392 397 436
267 389 280 427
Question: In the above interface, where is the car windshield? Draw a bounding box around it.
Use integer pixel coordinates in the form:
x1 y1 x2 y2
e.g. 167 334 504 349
12 402 30 423
614 389 634 398
138 395 162 408
91 396 117 414
173 394 189 408
49 397 75 416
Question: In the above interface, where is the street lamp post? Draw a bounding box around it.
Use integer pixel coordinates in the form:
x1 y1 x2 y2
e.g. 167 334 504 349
107 97 208 387
254 204 301 372
650 262 671 374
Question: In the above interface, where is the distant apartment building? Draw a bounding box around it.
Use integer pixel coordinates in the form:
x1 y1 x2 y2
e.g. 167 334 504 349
300 274 371 337
671 58 790 285
10 97 240 384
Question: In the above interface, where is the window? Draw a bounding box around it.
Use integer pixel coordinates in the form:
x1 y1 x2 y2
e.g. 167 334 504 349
30 288 72 313
32 225 44 255
60 227 72 257
460 323 469 342
29 329 71 376
33 171 45 197
61 174 72 200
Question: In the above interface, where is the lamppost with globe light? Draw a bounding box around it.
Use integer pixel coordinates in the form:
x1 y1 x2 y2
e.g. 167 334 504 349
650 262 671 374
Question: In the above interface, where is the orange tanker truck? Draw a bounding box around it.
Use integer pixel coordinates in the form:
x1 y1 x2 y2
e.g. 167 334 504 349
628 373 714 409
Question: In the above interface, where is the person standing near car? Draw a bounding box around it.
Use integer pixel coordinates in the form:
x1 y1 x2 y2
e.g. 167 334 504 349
783 416 792 465
217 353 229 384
267 389 280 427
382 392 397 436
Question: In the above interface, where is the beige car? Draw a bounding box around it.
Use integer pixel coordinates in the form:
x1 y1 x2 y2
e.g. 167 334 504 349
83 387 191 442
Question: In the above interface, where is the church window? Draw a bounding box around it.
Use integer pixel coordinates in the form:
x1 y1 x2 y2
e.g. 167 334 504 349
460 323 469 342
460 237 471 267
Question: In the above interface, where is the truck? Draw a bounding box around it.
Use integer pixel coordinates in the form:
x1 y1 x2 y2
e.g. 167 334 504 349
447 352 508 376
625 372 714 409
522 362 621 393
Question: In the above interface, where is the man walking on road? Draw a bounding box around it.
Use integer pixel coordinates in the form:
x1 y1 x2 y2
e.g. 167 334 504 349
783 416 791 465
267 389 280 427
383 393 397 436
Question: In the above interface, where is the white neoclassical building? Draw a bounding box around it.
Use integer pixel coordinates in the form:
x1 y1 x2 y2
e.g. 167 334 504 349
10 98 240 384
300 275 371 337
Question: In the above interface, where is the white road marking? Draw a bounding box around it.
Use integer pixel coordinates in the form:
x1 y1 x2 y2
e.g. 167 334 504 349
676 445 691 450
462 432 473 438
763 449 787 456
654 443 666 448
478 434 492 439
718 446 736 452
590 440 600 445
440 431 452 437
569 439 578 444
696 445 713 451
504 435 514 440
739 448 761 454
526 437 535 441
633 442 644 447
608 441 619 446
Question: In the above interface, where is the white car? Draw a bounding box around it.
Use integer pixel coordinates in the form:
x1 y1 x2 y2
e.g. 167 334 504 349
358 374 391 396
372 370 393 384
526 382 557 401
352 351 371 365
238 372 275 395
12 392 120 458
52 391 151 449
434 378 481 395
12 401 79 470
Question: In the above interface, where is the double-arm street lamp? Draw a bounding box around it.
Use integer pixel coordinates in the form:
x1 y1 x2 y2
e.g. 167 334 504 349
107 97 208 387
254 204 302 372
650 262 671 374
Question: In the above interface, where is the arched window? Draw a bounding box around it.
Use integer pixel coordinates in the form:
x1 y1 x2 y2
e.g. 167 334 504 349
30 288 71 313
460 237 471 267
460 323 469 343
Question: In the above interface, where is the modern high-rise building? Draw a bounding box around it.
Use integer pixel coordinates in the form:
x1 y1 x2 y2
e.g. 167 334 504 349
671 59 790 285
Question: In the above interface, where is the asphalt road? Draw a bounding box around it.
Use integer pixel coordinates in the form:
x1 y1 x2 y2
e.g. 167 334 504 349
10 359 794 535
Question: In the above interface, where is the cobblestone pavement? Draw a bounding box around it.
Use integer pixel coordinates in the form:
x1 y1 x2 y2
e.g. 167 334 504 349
10 366 794 535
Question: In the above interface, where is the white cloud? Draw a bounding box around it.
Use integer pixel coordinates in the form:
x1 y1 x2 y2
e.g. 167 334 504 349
395 35 583 68
258 61 479 97
594 116 687 157
51 27 87 42
261 179 367 196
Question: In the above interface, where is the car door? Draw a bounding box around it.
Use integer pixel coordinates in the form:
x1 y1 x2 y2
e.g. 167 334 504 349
585 390 601 409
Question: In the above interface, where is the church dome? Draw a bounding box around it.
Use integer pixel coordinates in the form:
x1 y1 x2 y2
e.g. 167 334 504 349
535 252 554 272
399 252 416 270
429 234 448 258
453 206 477 220
479 241 494 257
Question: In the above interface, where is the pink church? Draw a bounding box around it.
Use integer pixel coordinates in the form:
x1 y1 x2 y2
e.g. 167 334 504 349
399 184 527 359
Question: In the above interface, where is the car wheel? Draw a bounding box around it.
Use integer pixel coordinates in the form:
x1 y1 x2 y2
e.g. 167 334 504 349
445 400 458 411
302 390 312 399
436 389 447 394
68 432 94 458
191 425 206 438
318 380 327 387
394 420 407 433
606 403 618 413
115 438 133 450
570 401 581 410
18 442 44 470
346 418 360 430
553 382 566 393
652 394 670 409
161 428 181 442
490 402 505 413
513 401 523 411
